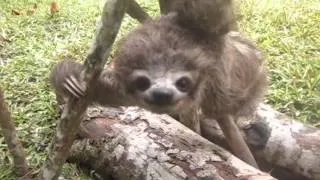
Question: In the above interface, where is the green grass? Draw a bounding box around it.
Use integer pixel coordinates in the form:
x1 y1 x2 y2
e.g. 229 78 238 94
237 0 320 125
0 0 319 179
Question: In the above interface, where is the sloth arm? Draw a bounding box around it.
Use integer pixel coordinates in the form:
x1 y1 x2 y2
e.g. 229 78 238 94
91 70 133 108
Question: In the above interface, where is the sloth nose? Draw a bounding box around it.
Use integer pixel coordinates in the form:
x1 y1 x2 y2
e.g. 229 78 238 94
151 88 173 106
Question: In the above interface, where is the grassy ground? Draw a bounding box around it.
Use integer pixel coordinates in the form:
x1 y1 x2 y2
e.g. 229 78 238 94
238 0 320 125
0 0 319 179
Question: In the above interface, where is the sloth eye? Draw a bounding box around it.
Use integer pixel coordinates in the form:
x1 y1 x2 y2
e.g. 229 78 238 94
175 77 192 92
135 76 151 91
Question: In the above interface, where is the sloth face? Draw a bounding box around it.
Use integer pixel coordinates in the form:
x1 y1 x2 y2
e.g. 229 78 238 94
126 67 199 113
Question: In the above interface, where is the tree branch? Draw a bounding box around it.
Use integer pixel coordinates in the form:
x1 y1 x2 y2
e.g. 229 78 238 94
39 0 129 179
158 0 170 14
127 0 151 23
0 88 29 177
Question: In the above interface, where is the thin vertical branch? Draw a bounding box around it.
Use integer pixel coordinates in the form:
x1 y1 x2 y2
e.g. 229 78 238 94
127 0 151 23
0 88 29 177
158 0 170 14
39 0 129 179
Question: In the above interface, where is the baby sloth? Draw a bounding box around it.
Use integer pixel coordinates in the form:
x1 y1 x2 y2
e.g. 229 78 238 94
50 0 267 168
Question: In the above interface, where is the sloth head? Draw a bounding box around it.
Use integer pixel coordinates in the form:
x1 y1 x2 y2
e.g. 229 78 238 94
113 18 211 113
116 47 205 113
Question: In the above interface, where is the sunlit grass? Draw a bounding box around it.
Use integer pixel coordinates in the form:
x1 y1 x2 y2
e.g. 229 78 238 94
238 0 320 124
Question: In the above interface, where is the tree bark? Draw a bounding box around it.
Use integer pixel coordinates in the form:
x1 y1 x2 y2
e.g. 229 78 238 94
68 106 275 180
67 104 320 180
0 88 29 178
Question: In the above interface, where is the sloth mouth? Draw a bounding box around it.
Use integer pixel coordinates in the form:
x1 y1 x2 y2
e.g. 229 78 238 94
143 98 188 115
143 99 176 113
143 96 175 106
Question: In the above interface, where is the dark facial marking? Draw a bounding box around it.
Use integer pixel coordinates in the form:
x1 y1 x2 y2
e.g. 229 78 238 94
175 76 192 92
135 76 151 91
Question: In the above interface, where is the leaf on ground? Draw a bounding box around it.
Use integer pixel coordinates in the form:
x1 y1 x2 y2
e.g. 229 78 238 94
11 9 24 16
50 2 60 16
0 35 11 43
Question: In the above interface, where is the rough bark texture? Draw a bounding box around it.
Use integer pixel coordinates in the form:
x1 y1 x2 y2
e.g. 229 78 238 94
68 106 275 180
39 0 128 179
0 89 29 177
201 104 319 180
66 104 320 180
127 0 151 23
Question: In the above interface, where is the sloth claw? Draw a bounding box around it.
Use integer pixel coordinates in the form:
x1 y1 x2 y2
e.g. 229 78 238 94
64 75 86 98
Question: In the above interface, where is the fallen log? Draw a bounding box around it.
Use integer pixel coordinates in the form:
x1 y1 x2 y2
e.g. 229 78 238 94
67 104 320 180
201 104 320 180
68 106 275 180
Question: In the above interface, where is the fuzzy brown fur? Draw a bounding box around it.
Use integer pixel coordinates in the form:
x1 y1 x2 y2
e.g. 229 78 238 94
113 13 267 117
50 0 267 168
159 0 236 35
